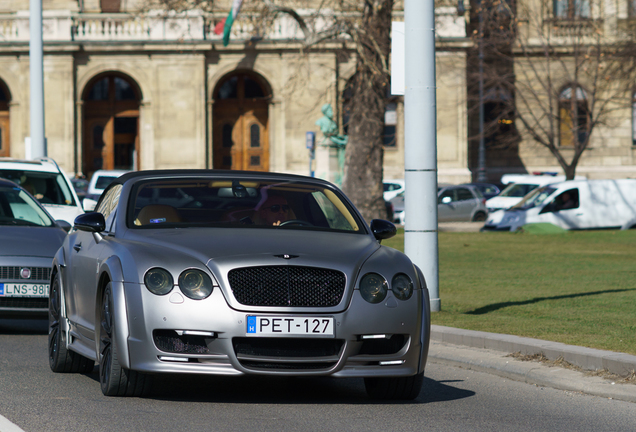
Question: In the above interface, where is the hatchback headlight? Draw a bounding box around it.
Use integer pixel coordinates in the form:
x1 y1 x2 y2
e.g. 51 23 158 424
391 273 413 300
179 269 213 300
144 268 174 295
359 273 388 304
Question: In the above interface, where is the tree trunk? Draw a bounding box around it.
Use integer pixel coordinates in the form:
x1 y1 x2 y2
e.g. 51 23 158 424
341 0 393 223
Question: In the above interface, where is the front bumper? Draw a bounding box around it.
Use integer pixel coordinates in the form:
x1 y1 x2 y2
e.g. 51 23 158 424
122 282 425 378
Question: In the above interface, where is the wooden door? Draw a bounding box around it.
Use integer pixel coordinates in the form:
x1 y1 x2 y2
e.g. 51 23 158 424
213 102 269 171
0 112 9 157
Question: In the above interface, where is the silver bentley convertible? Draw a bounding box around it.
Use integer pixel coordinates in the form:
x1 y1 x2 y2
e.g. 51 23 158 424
49 170 430 399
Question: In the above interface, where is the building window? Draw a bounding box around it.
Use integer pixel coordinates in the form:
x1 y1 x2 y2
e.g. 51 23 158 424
553 0 590 18
383 103 397 147
559 85 589 147
250 123 260 147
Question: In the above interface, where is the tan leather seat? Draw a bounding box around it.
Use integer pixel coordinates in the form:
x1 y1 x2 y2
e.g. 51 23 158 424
134 205 182 226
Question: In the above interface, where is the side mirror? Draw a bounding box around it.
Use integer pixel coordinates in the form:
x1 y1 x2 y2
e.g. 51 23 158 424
55 220 72 233
83 198 98 212
370 219 397 241
74 212 106 233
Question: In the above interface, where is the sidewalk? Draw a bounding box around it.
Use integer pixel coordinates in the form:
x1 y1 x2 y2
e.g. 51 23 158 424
429 325 636 403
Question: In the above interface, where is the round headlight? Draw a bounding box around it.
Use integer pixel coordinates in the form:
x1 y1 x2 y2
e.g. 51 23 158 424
391 273 414 300
359 273 388 304
178 269 213 300
144 268 174 295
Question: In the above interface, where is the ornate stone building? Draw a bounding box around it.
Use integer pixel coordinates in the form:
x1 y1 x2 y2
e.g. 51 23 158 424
0 0 471 185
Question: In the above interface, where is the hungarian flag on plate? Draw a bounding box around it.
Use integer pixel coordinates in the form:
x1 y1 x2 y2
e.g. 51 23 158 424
214 0 244 46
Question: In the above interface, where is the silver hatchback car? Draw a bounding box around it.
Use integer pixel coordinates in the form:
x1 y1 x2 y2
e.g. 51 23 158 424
391 184 488 224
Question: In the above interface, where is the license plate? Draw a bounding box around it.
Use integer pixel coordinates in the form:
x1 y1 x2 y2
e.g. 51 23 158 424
246 316 335 337
0 283 49 298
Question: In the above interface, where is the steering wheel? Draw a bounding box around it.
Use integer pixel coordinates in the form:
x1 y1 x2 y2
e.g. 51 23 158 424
279 219 313 227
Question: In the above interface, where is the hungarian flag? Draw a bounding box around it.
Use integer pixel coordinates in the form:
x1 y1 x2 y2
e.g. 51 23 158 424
213 0 244 46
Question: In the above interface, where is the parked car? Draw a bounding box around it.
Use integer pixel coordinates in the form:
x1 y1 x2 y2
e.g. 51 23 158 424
49 170 431 399
0 157 84 225
463 182 505 200
383 179 405 201
482 179 636 232
82 169 131 211
0 178 70 318
391 184 488 225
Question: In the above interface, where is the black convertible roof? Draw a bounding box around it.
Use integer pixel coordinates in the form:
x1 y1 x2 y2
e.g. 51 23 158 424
113 169 335 188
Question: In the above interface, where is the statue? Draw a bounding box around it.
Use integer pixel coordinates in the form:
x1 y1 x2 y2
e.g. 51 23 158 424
315 103 347 185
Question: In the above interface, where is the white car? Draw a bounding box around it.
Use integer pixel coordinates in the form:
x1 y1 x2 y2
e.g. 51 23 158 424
0 157 83 225
383 179 405 201
82 169 131 211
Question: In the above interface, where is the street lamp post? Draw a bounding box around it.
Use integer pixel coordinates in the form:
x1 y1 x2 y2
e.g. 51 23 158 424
477 0 487 182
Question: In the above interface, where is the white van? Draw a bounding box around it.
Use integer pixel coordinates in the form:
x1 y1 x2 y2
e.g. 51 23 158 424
485 174 586 226
482 179 636 232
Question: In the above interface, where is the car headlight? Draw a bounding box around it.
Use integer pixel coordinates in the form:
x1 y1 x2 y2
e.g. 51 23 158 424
144 268 174 295
179 269 213 300
359 273 388 304
391 273 413 300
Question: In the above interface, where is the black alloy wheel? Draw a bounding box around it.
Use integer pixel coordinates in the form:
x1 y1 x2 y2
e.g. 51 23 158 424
48 271 95 373
99 283 152 397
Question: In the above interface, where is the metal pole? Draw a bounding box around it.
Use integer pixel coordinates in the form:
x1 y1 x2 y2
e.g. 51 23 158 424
477 0 487 182
29 0 46 158
404 0 440 311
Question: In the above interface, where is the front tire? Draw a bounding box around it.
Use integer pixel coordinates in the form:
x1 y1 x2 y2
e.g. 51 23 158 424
48 271 95 373
99 283 152 397
364 373 424 400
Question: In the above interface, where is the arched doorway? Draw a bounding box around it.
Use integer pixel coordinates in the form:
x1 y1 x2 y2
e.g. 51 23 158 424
82 73 141 179
0 80 11 158
212 71 271 171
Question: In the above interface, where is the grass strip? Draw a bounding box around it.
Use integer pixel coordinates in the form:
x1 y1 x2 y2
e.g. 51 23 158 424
383 229 636 355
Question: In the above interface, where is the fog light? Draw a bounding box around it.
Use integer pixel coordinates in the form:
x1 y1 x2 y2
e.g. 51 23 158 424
379 360 405 366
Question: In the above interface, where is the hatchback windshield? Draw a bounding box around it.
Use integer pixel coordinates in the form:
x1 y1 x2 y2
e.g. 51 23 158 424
129 178 363 233
0 169 76 207
511 186 557 210
498 183 539 198
0 185 54 227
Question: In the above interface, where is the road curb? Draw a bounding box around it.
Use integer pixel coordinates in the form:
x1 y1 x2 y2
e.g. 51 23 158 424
429 325 636 403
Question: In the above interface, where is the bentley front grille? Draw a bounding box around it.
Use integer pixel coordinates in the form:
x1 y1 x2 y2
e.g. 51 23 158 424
228 266 346 307
0 266 51 282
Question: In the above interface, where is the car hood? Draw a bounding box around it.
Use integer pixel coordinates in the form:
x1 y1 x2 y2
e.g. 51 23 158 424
0 226 66 257
42 203 84 226
122 228 378 267
486 196 523 209
121 228 380 312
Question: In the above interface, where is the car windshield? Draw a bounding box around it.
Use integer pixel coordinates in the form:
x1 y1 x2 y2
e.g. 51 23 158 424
128 178 364 233
0 185 54 227
498 183 539 198
510 186 557 210
0 169 77 207
95 176 120 191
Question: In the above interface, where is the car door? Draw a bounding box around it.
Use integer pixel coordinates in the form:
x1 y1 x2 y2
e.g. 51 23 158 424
437 188 457 221
546 188 583 229
454 187 478 221
66 185 122 332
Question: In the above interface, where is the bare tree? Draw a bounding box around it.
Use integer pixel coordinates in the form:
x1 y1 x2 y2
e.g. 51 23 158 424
477 0 636 180
143 0 394 221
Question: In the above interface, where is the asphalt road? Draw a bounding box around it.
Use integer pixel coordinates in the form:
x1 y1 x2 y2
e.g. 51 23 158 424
1 318 635 432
